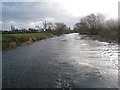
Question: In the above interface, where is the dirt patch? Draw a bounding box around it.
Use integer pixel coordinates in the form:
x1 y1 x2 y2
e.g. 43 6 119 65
31 37 37 42
9 42 16 48
21 41 33 46
2 34 54 50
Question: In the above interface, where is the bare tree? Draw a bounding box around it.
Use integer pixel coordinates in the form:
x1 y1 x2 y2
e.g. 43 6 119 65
104 19 118 31
55 23 68 35
11 25 16 31
40 20 47 32
103 19 118 40
74 21 89 34
35 25 42 32
46 22 53 32
75 13 105 35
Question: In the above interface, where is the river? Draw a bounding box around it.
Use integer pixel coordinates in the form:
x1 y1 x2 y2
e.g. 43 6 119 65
2 33 119 88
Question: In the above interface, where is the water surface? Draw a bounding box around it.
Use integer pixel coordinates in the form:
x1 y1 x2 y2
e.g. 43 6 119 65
2 33 118 88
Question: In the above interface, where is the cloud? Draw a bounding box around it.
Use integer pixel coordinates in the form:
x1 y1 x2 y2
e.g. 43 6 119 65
2 0 118 30
2 0 53 2
2 2 67 21
2 2 74 30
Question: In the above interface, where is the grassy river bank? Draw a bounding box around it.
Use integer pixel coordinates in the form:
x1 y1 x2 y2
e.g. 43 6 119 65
2 32 119 50
2 33 54 50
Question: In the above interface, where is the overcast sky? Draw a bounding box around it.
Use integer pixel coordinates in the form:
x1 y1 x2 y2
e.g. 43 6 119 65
1 0 119 30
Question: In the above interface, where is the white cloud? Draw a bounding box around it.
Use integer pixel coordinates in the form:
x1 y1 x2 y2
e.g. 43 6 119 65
2 0 119 30
58 0 118 18
0 21 2 24
28 21 43 28
43 17 55 22
2 0 53 2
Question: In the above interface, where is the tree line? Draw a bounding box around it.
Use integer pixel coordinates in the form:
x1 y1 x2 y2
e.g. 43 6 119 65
2 21 72 35
74 13 119 43
2 13 119 43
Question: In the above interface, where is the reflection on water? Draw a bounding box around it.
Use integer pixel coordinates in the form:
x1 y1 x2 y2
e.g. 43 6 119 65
2 33 118 88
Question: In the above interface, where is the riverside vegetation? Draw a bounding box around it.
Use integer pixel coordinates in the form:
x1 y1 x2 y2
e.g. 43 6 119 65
2 22 71 50
74 13 119 43
2 33 54 50
2 13 119 50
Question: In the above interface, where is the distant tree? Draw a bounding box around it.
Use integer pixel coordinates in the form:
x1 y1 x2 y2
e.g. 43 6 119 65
55 23 68 35
74 13 118 42
36 25 42 32
74 21 89 34
103 19 118 40
74 13 105 35
68 27 71 30
46 22 52 32
11 25 16 31
40 20 47 32
85 14 101 35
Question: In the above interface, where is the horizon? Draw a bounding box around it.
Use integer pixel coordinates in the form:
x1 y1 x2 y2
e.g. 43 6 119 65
1 0 119 30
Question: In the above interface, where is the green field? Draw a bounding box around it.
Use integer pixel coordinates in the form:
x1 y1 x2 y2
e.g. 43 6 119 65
2 33 53 50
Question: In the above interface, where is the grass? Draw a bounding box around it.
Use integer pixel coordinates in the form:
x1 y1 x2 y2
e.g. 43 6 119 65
2 33 53 50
